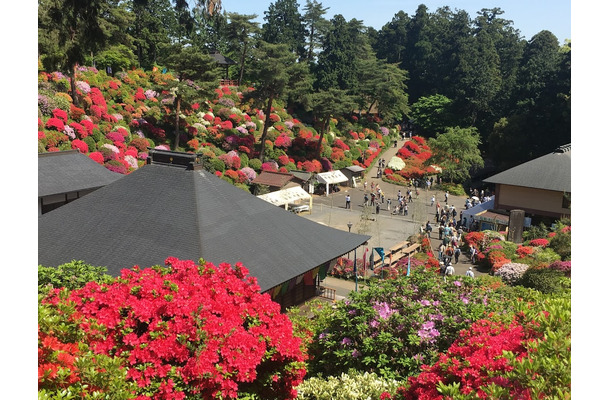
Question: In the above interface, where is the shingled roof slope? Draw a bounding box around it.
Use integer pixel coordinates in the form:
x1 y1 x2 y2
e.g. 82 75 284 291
38 150 123 197
38 163 369 291
483 144 571 192
250 171 295 187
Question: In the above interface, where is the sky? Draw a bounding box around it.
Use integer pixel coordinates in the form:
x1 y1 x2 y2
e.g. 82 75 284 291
219 0 571 42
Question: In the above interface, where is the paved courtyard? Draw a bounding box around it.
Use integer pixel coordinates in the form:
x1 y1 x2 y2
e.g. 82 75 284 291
298 136 484 300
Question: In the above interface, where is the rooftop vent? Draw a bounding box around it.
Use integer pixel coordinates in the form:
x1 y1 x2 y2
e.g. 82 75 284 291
146 149 203 170
554 144 571 154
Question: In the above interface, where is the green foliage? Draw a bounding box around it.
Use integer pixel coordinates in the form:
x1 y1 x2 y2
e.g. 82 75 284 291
522 222 549 241
95 44 138 72
261 0 307 57
518 268 567 294
529 247 561 266
38 260 113 295
438 182 466 196
428 126 484 184
501 292 571 399
410 94 456 136
549 231 571 261
83 136 96 152
296 370 399 400
208 157 226 173
38 292 137 399
248 158 262 171
303 267 517 380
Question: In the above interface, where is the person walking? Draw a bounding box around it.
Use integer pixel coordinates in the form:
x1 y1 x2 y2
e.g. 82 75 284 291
444 190 449 204
345 194 351 209
444 263 455 281
465 266 475 278
364 180 368 191
454 246 461 263
430 195 435 206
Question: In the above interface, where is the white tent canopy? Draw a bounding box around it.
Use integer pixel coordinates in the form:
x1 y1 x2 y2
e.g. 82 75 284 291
315 170 349 196
461 196 494 229
257 186 313 211
316 170 348 184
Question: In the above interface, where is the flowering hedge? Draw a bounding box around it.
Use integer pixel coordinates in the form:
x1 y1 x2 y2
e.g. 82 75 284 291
304 266 515 380
39 257 306 399
386 293 571 400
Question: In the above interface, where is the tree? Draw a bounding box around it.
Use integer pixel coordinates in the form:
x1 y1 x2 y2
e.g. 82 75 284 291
38 0 126 105
226 12 260 86
428 126 484 183
304 88 356 157
246 41 311 162
315 15 363 92
410 94 456 136
261 0 307 58
128 0 175 69
164 46 220 150
302 0 330 62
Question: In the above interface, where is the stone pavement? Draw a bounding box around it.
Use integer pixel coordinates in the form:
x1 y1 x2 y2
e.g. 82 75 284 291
300 136 483 298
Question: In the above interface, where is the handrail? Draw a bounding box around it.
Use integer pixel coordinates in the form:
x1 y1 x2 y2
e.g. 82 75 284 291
318 286 336 301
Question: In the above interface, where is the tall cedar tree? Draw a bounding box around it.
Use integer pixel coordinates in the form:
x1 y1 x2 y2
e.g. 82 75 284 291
261 0 307 59
246 41 310 162
226 12 260 86
302 0 330 63
164 47 220 150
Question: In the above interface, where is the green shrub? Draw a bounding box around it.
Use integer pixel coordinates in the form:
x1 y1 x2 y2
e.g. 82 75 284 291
38 260 113 295
53 93 71 112
239 152 249 168
439 183 466 196
333 159 353 170
248 158 262 171
549 231 571 261
530 247 561 266
522 223 549 241
209 157 225 173
83 136 96 152
518 267 567 294
296 370 399 400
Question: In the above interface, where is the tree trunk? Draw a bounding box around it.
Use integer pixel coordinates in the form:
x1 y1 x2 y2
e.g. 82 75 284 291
239 42 247 86
173 94 182 150
70 64 79 107
258 92 275 162
316 116 329 158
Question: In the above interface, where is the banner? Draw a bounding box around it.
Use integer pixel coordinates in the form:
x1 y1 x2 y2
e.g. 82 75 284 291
303 270 314 285
318 261 330 281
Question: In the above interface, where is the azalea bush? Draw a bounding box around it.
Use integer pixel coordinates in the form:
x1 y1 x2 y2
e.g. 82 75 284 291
39 257 306 399
303 266 516 380
494 262 530 285
387 292 571 400
296 370 399 400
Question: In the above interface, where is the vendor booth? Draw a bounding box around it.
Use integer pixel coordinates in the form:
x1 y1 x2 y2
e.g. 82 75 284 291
257 185 313 214
315 170 349 196
340 165 366 188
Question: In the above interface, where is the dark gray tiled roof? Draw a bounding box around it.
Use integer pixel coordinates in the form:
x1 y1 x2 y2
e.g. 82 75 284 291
483 144 571 192
38 150 123 197
38 163 370 291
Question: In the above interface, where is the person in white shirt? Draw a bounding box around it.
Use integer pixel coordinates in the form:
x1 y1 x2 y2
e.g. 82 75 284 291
444 263 455 281
465 266 475 278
